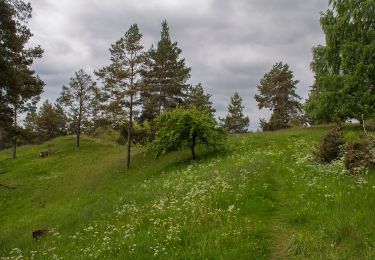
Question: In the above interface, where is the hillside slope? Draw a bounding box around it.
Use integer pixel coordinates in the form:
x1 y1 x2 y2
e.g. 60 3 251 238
1 127 375 259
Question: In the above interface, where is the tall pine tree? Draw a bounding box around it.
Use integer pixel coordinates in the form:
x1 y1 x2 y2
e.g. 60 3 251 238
58 69 96 148
255 62 301 131
185 83 215 114
140 20 191 121
222 92 249 133
0 0 44 158
96 24 144 170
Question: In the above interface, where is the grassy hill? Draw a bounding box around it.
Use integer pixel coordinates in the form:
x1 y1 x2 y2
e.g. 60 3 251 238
1 126 375 259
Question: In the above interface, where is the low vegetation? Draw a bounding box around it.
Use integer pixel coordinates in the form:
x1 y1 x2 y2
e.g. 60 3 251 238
1 126 375 259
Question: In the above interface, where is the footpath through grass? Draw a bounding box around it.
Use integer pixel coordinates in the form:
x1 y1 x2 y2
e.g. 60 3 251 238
1 127 375 259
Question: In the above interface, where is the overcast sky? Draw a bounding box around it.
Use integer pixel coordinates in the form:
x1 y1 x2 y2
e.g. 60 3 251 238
28 0 328 130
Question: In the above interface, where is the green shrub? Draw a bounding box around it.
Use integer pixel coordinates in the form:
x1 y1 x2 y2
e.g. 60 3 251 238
148 107 227 160
344 137 375 174
118 121 153 146
92 126 120 142
314 126 344 163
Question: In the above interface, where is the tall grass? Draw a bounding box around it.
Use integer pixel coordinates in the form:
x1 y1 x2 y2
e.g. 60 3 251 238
0 126 374 259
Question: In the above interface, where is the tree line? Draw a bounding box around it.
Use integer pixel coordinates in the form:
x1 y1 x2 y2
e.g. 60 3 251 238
1 0 373 166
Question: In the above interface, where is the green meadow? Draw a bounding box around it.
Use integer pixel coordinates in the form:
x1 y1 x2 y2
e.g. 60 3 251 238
1 126 375 259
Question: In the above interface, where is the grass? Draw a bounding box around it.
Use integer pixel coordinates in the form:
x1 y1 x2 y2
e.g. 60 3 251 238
0 126 375 259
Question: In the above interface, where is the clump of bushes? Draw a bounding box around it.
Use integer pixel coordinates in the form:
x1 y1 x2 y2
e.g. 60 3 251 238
344 137 375 174
118 121 153 146
314 125 344 163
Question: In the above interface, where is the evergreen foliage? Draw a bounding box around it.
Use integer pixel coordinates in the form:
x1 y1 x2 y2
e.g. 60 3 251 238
25 100 67 141
0 0 44 157
255 62 301 131
184 83 215 113
96 24 144 169
314 125 344 164
140 20 191 121
58 69 96 147
222 92 249 133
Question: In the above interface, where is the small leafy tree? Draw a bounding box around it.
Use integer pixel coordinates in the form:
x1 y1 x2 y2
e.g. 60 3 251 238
58 69 96 147
149 107 226 160
222 92 249 133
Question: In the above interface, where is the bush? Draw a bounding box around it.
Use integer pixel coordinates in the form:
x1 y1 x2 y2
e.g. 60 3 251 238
118 121 153 146
314 126 344 163
260 113 290 132
149 107 227 160
365 118 375 131
344 137 375 174
92 126 119 142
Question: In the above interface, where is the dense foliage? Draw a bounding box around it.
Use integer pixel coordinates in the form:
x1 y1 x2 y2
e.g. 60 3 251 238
149 107 226 159
222 92 249 133
140 20 191 121
306 0 375 123
24 100 67 141
0 0 44 157
314 125 344 163
255 62 301 131
184 83 216 113
344 138 375 174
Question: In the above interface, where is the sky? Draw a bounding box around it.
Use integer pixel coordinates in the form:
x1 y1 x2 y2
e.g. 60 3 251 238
28 0 328 130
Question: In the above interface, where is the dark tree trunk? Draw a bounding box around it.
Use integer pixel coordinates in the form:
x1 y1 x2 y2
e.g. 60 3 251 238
76 125 80 147
76 113 81 148
191 134 196 160
77 94 83 148
12 108 17 159
126 93 133 170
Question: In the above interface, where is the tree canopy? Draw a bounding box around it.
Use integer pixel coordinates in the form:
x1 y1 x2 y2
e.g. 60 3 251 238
58 69 96 147
140 20 191 121
255 62 301 131
222 92 249 133
184 83 216 113
96 24 144 169
0 0 44 158
149 107 226 160
306 0 375 123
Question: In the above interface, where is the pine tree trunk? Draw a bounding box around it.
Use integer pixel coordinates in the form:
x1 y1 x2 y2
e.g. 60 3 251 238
76 111 81 148
126 93 133 170
76 122 80 148
12 108 17 159
77 93 83 148
191 134 196 160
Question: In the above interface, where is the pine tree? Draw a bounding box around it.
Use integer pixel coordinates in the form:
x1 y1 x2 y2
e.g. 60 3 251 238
58 69 96 147
140 20 191 121
185 83 216 114
35 101 67 140
96 24 144 170
255 62 301 131
0 0 44 158
222 92 249 133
